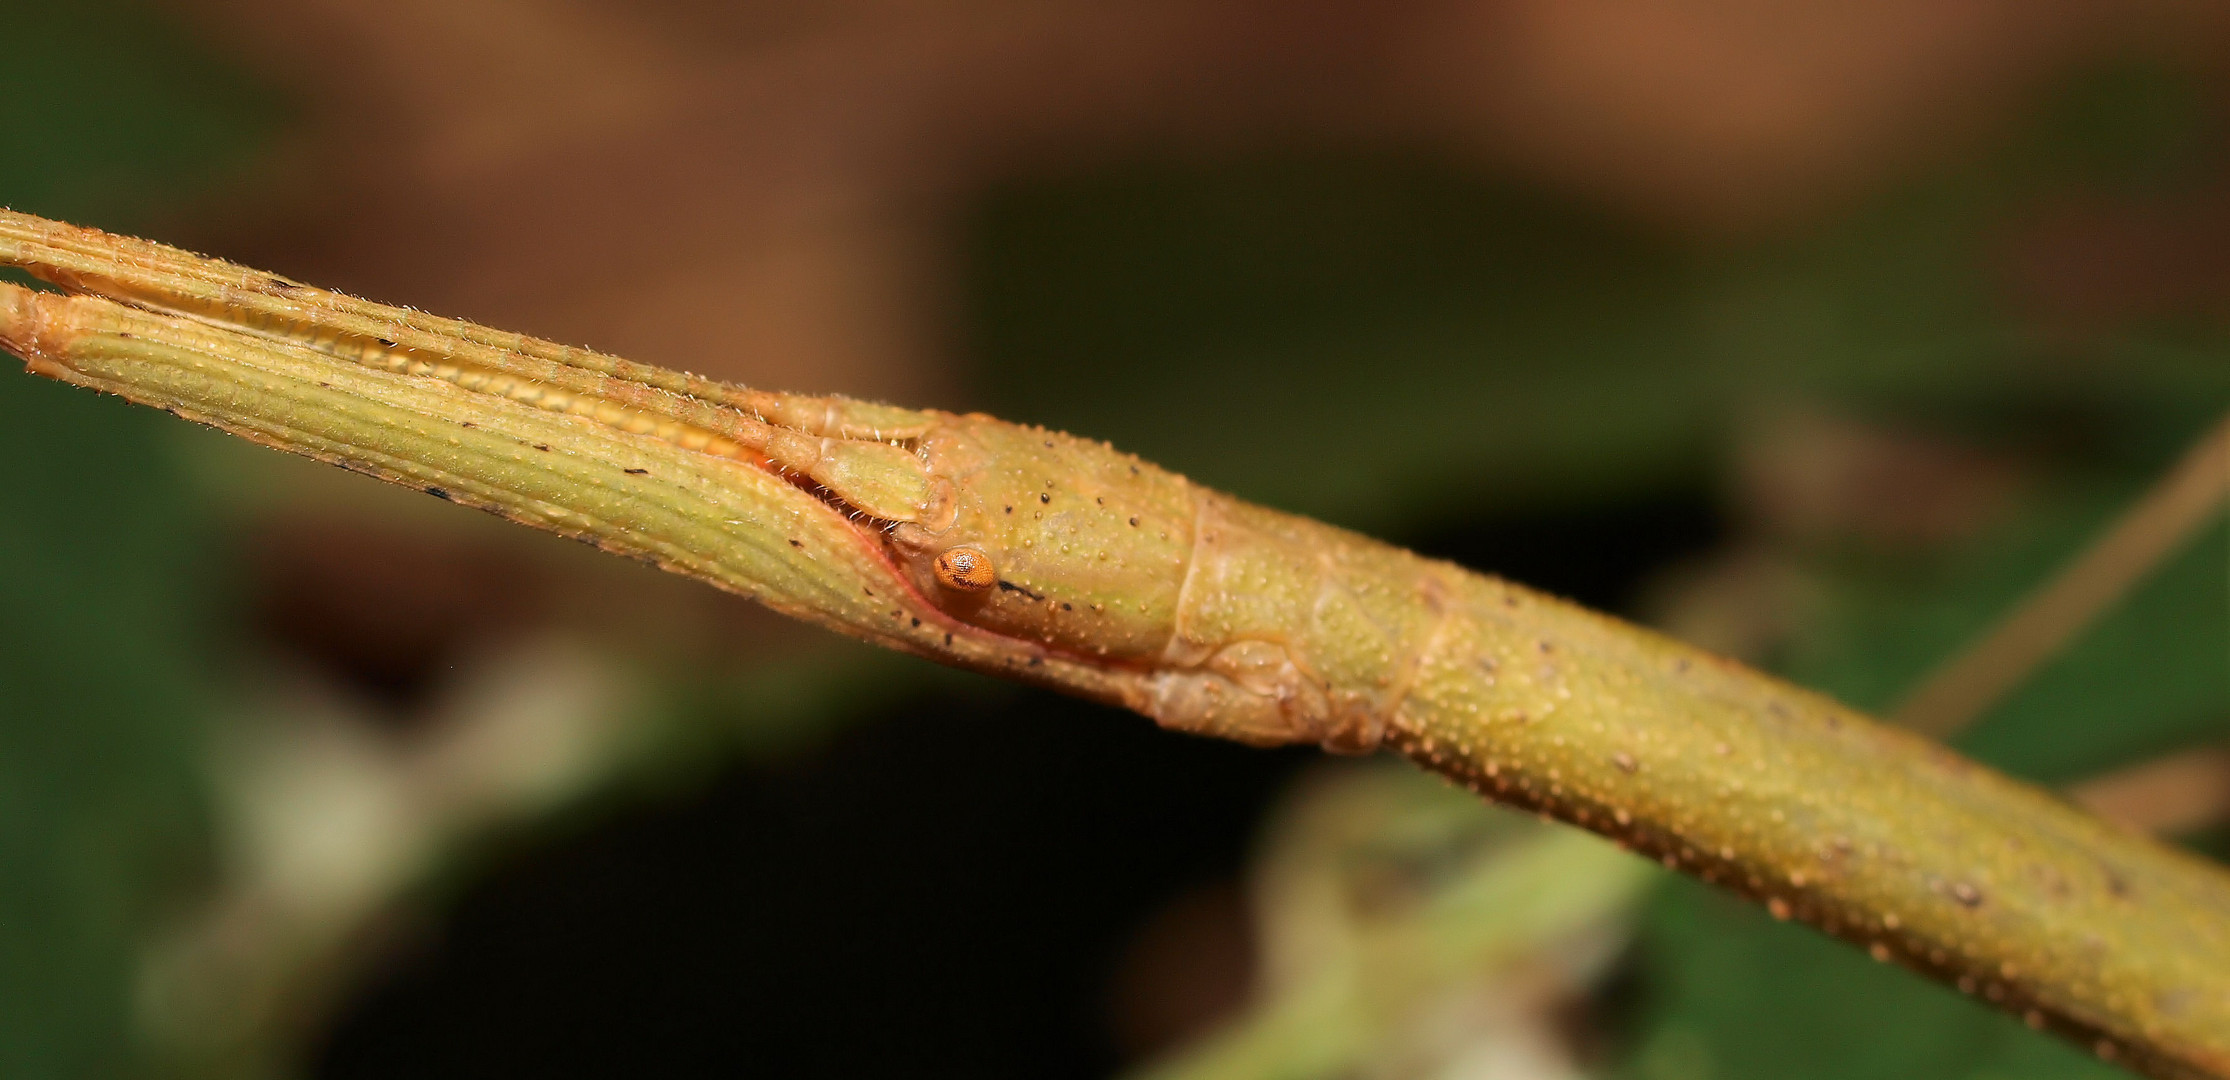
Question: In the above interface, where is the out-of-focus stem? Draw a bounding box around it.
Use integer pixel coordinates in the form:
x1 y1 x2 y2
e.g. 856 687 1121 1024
2073 746 2230 837
1894 410 2230 738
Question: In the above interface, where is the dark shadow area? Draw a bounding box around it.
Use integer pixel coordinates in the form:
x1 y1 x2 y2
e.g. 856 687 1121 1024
1402 491 1725 614
314 687 1307 1080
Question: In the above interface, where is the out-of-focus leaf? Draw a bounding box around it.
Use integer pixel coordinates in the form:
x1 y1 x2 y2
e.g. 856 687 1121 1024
1627 488 2225 1080
1791 492 2227 783
1618 61 2228 1080
0 1 278 1073
969 61 2230 541
1623 879 2125 1080
0 365 213 1075
970 159 1713 531
0 0 276 224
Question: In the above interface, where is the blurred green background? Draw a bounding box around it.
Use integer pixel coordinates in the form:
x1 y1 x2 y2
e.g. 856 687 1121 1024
0 1 2224 1078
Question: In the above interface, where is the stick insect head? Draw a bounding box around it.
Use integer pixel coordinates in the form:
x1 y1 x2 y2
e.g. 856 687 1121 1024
884 415 1198 663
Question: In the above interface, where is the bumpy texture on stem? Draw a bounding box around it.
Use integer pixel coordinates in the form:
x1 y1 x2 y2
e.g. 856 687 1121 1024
1 211 2225 1078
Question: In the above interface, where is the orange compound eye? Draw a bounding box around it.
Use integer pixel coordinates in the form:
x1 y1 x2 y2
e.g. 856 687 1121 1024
932 546 997 592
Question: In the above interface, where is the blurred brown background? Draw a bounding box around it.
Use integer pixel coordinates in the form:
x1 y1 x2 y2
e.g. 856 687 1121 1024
173 0 2228 399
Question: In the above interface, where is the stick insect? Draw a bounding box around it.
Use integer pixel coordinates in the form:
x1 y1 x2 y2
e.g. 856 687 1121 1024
1 211 2226 1079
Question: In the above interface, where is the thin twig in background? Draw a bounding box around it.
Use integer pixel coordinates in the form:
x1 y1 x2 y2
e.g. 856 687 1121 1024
1894 409 2230 738
2072 745 2230 837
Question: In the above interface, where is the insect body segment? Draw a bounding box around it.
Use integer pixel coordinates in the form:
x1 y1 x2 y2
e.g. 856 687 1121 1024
889 416 1200 663
883 415 1407 751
